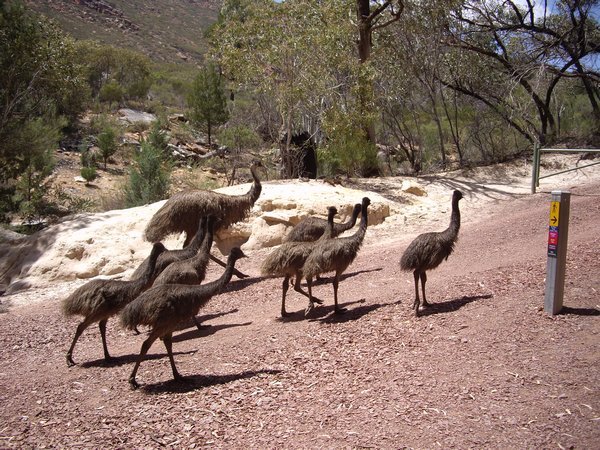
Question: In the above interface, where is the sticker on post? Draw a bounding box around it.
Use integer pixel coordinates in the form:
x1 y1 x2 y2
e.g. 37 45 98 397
549 201 560 227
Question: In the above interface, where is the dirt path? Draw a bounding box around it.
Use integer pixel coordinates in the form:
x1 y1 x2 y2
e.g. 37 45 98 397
0 179 599 449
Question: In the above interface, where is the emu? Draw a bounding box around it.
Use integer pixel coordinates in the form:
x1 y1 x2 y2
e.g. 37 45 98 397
400 190 463 316
303 197 371 315
284 203 361 243
120 247 246 389
143 161 261 279
62 242 166 366
261 206 337 317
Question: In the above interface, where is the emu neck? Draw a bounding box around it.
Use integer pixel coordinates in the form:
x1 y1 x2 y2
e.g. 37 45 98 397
249 167 262 203
188 223 207 251
352 206 369 243
336 208 360 233
139 250 161 287
199 256 237 296
447 198 461 238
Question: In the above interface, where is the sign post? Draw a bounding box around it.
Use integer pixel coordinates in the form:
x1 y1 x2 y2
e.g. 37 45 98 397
544 190 570 315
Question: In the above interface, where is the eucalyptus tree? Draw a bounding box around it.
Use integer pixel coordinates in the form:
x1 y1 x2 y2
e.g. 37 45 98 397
443 0 600 144
211 0 351 177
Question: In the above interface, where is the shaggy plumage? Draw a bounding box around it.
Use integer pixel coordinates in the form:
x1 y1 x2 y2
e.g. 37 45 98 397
62 242 166 366
303 197 371 314
120 247 246 389
400 190 463 316
284 203 362 242
131 215 207 280
144 161 262 246
150 215 216 329
261 206 337 317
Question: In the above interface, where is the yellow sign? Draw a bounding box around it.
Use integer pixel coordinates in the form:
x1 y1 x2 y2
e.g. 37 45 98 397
549 201 560 227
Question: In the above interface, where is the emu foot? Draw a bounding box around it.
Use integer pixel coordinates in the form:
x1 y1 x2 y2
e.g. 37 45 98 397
133 327 141 335
173 373 188 383
281 310 290 318
103 355 115 365
421 299 430 307
334 306 347 315
193 316 203 331
129 377 140 390
66 354 76 367
233 269 249 279
311 297 324 305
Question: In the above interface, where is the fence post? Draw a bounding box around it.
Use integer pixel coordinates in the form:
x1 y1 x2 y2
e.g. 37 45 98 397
531 143 540 194
544 190 571 315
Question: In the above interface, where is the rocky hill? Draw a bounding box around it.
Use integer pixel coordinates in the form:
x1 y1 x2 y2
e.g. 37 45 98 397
26 0 222 64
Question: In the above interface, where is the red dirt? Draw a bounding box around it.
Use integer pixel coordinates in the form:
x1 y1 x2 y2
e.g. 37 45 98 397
1 180 599 449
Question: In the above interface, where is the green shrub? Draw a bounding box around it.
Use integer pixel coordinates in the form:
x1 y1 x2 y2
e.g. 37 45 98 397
80 166 97 184
97 127 118 169
320 108 379 178
124 141 171 207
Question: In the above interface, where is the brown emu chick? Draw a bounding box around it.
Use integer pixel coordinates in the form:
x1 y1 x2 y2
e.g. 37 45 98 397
131 214 207 280
120 247 246 389
151 215 216 329
284 203 362 242
400 190 463 316
261 206 337 317
303 197 371 314
62 242 166 366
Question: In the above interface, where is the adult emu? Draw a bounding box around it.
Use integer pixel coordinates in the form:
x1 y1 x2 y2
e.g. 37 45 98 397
62 242 166 366
261 206 337 317
120 247 246 389
284 203 362 243
302 197 370 315
400 190 463 316
143 160 262 278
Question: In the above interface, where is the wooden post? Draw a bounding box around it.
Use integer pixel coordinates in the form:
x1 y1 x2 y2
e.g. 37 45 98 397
544 190 570 315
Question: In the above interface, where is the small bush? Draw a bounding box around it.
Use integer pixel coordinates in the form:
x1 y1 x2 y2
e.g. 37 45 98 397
97 127 118 169
80 166 97 184
124 141 171 207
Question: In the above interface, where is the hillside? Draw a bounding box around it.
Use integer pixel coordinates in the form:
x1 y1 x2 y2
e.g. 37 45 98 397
26 0 222 64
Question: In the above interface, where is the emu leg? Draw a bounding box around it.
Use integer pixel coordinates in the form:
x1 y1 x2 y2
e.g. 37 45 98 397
66 317 94 367
98 318 113 362
129 329 161 389
162 332 183 382
420 272 429 307
192 316 203 330
292 276 324 305
281 276 290 317
209 254 248 279
304 277 315 316
333 272 346 314
412 271 420 316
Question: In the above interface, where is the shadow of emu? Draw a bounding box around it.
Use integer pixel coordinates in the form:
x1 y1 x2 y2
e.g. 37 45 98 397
419 294 494 317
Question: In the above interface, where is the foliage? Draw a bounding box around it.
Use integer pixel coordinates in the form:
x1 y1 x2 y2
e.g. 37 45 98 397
75 40 152 106
320 108 379 178
97 127 119 170
99 80 124 107
187 63 229 146
80 166 97 185
146 122 170 154
124 141 171 207
217 125 261 184
0 1 87 220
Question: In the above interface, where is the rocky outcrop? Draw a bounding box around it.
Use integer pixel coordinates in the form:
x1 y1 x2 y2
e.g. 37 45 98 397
0 180 392 292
